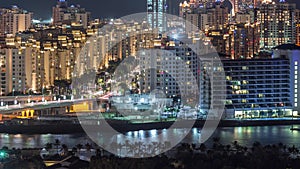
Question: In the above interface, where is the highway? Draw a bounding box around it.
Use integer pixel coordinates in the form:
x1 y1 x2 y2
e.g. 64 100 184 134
0 97 97 114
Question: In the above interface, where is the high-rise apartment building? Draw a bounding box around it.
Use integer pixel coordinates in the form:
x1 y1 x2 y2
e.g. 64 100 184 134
0 25 91 95
273 44 300 117
0 44 27 95
147 0 167 32
256 0 296 51
220 58 292 118
52 0 91 28
207 3 229 30
180 1 229 30
166 0 182 15
139 40 199 100
0 6 32 35
232 23 260 59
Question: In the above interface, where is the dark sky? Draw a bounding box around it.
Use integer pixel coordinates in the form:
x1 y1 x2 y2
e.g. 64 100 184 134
0 0 299 20
0 0 146 19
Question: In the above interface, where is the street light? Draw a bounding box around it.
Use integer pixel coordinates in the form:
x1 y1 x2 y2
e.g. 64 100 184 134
0 150 8 160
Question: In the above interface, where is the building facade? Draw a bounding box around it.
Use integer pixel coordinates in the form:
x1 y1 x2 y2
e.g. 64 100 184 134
147 0 167 32
256 0 296 51
221 58 292 118
0 6 32 35
273 44 300 117
52 0 91 28
139 41 199 101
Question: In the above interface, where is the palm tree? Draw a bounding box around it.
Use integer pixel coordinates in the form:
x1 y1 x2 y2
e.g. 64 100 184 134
72 147 77 155
191 143 196 151
96 148 101 157
53 139 61 155
61 144 68 156
212 137 220 144
76 144 83 155
124 140 130 155
45 143 52 151
134 141 143 157
212 137 221 150
199 143 207 153
85 143 92 152
226 144 231 151
252 141 261 149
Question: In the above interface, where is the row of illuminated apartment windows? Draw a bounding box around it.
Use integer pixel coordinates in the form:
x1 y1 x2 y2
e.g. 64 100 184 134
224 66 290 70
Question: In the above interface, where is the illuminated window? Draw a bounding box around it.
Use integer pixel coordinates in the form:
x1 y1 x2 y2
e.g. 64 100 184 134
232 81 241 85
226 100 233 104
296 61 298 65
242 66 248 70
233 86 240 90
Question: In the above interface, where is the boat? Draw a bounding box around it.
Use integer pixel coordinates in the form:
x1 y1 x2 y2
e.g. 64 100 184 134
290 125 300 131
290 127 300 131
290 121 300 131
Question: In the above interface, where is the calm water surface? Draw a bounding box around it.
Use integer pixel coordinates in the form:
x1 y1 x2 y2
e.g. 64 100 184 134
0 125 299 149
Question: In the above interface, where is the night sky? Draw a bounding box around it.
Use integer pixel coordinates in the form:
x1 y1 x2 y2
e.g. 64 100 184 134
0 0 299 20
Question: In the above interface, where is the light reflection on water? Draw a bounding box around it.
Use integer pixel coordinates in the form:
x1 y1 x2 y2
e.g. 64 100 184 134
0 125 299 149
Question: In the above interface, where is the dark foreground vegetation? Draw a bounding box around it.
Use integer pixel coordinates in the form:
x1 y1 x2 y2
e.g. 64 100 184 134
88 139 300 169
3 138 300 169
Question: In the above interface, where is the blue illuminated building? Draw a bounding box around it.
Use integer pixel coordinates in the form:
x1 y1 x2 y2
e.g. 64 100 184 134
202 44 300 119
222 58 292 118
273 44 300 117
199 46 300 119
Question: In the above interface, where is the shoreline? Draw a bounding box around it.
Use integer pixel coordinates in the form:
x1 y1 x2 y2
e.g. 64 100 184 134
0 119 300 134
